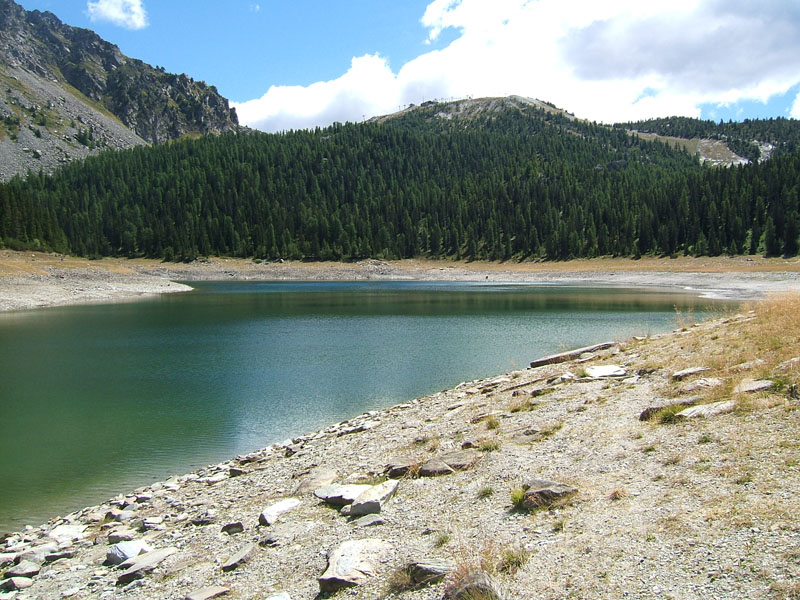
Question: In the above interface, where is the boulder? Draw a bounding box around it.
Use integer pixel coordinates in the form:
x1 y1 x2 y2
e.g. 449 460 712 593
676 400 737 419
221 543 256 572
116 547 177 585
259 498 301 526
106 540 151 565
294 467 338 494
733 379 774 394
318 539 391 592
522 479 578 510
347 480 399 517
314 484 372 507
185 585 229 600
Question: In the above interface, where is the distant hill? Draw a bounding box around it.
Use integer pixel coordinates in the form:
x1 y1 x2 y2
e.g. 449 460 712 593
3 95 799 261
616 115 800 166
0 0 239 181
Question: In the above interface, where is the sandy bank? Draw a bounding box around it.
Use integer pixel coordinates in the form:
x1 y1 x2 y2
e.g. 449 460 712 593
2 251 800 311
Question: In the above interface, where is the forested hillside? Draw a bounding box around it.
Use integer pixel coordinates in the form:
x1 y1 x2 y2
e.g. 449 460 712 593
1 100 799 261
618 116 800 162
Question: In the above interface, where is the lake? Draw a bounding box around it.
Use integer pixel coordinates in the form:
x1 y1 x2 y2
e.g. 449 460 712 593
0 281 730 531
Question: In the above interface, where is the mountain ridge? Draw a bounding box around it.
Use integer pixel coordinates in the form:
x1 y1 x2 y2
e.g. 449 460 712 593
0 0 239 181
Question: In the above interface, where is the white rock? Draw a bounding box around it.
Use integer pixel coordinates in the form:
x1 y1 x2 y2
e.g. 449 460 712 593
259 498 302 526
585 365 626 378
348 480 399 517
47 524 86 543
318 539 391 592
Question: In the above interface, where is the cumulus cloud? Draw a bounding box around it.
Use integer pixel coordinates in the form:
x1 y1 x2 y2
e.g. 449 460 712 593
86 0 148 30
235 0 800 131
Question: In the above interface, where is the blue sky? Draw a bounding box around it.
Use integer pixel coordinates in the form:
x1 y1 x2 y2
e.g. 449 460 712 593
14 0 800 132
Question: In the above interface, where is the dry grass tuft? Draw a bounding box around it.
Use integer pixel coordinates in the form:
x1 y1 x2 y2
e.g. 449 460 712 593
478 438 501 452
608 487 628 501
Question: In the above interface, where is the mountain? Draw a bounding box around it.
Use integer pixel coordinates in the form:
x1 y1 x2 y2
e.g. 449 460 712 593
3 95 799 261
0 0 239 181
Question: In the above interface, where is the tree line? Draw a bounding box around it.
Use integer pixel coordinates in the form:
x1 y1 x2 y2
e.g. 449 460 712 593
1 105 799 261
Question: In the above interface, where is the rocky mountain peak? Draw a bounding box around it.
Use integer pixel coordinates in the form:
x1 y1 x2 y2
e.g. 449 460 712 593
0 0 239 181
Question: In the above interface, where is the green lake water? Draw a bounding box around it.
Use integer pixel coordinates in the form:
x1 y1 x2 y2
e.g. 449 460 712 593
0 281 730 531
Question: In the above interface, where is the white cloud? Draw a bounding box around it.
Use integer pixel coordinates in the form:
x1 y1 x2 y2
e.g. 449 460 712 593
86 0 148 30
792 93 800 119
235 0 800 131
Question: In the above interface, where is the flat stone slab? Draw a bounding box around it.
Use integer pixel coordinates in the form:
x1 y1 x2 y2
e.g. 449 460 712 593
294 467 338 494
3 559 40 578
439 450 481 471
117 547 177 585
221 543 256 572
419 458 455 477
733 379 774 394
107 527 137 543
318 538 391 592
314 484 372 506
259 498 301 526
677 400 737 419
522 479 578 510
585 365 626 378
672 367 709 380
680 377 723 393
47 524 86 543
530 342 616 368
420 450 481 477
265 594 292 600
0 577 33 591
347 480 399 517
354 514 385 527
185 585 230 600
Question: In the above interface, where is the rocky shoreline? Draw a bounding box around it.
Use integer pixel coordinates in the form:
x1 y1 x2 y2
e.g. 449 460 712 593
2 297 799 599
